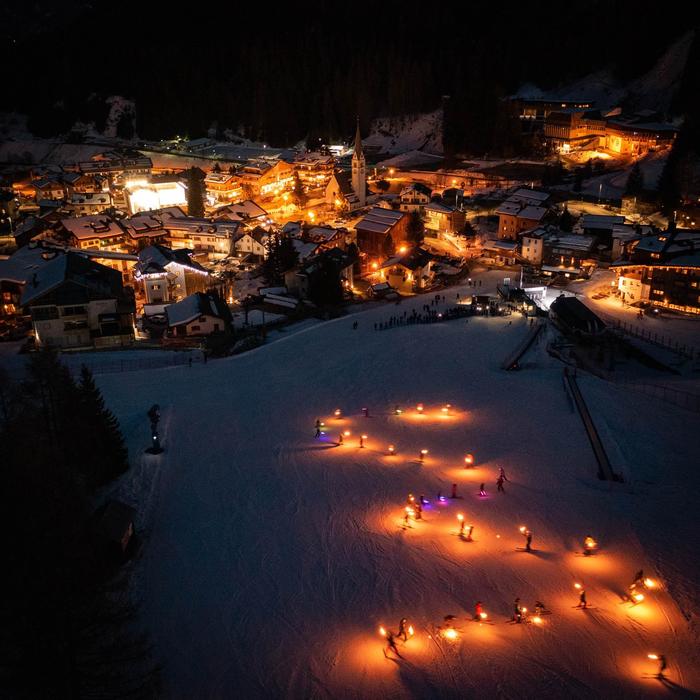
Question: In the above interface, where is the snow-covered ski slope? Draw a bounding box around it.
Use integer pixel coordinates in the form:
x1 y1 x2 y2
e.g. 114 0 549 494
99 286 700 699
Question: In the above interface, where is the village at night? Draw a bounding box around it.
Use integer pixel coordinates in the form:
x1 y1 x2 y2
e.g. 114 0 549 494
1 2 700 698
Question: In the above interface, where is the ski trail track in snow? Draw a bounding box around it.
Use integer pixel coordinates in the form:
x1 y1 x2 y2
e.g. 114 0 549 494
96 283 700 698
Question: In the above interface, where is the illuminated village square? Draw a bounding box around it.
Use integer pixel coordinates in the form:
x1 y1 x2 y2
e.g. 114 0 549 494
1 3 700 698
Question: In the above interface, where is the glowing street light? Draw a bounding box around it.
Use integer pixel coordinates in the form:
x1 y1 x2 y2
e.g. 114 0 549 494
379 626 387 637
334 408 342 418
464 453 474 467
419 449 428 462
441 404 451 415
360 434 367 448
416 403 424 414
442 628 458 641
388 444 395 455
644 578 656 589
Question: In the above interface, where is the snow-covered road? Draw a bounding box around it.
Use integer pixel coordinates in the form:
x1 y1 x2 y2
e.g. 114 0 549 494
97 287 700 698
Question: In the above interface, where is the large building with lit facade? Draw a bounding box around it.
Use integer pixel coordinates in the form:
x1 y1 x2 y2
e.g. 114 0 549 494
238 160 294 199
611 228 700 314
125 181 188 214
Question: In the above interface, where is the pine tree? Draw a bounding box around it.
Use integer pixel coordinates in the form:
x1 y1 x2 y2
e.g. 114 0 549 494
625 162 645 196
262 233 299 284
407 211 425 245
77 365 129 488
382 233 395 257
186 167 206 217
559 205 575 232
292 172 307 208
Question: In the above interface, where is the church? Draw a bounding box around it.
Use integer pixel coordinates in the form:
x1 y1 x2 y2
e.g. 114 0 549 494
325 118 367 212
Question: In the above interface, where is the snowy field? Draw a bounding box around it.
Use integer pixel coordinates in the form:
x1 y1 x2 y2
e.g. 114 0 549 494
94 286 700 699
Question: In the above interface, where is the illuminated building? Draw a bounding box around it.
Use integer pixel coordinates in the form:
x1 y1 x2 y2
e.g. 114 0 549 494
325 170 362 211
21 253 135 349
368 248 434 292
424 202 466 234
294 153 335 189
354 207 409 259
205 171 243 204
211 200 269 224
398 183 432 212
544 109 607 152
134 245 210 304
611 228 700 313
165 292 231 337
125 181 187 214
496 189 549 241
611 228 700 314
59 215 126 252
238 160 294 198
605 119 677 156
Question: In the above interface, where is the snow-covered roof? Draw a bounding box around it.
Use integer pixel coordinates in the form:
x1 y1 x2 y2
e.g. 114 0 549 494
307 226 343 243
20 252 120 306
60 215 123 240
547 234 595 252
425 202 455 214
212 200 268 222
166 292 225 327
517 206 547 222
581 214 626 229
136 245 209 276
355 207 405 233
483 239 518 252
0 245 65 284
292 239 321 260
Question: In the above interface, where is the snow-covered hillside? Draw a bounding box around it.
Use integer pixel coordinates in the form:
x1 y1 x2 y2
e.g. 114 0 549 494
513 30 695 113
364 109 443 156
97 280 700 698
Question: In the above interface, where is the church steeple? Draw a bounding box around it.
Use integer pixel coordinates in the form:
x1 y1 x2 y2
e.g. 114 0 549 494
351 115 366 207
353 116 364 159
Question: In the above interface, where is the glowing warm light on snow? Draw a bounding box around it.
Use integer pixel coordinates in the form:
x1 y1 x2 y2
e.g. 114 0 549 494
519 526 527 533
378 626 386 637
399 245 407 253
633 593 645 602
532 616 543 625
408 625 414 636
464 453 474 466
442 628 458 640
647 653 659 660
584 536 597 550
457 513 464 522
343 430 351 436
334 409 341 418
479 612 488 620
574 583 582 590
644 578 656 589
416 403 424 413
388 444 395 454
